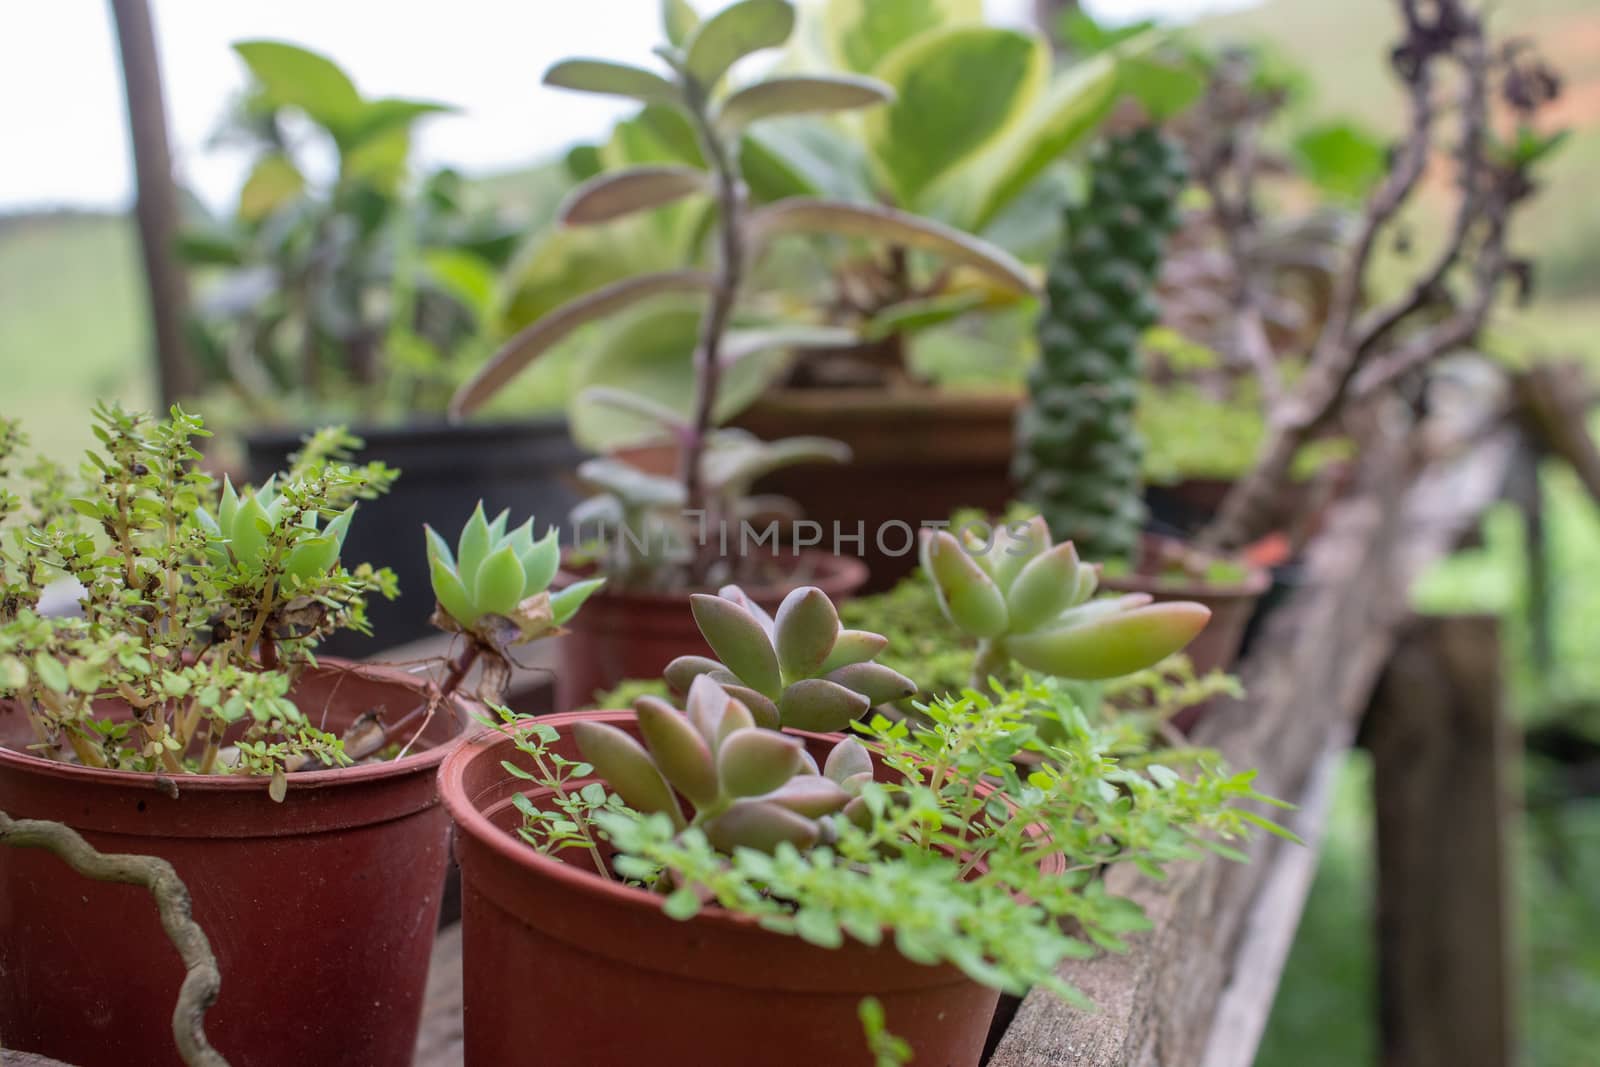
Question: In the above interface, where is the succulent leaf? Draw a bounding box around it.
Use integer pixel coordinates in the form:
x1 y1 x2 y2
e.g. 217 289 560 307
704 799 819 854
1004 540 1084 633
456 503 494 584
779 677 870 733
551 578 606 625
720 684 781 730
756 776 852 818
922 530 1009 638
1004 601 1211 680
774 586 840 682
990 515 1051 593
819 629 889 673
572 720 686 828
690 593 783 697
521 527 561 594
825 662 916 707
635 696 720 806
474 544 528 618
428 554 477 626
822 737 872 785
717 728 807 798
664 655 726 694
716 584 776 635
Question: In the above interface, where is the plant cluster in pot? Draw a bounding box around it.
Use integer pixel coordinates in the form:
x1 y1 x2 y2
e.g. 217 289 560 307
440 501 1288 1065
447 0 1062 708
0 407 580 1067
1014 115 1268 727
183 40 584 656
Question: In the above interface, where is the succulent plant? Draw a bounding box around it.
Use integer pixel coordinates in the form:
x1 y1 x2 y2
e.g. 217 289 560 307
427 502 603 643
920 516 1210 685
195 476 355 591
573 675 872 853
1015 126 1188 564
568 431 849 590
661 584 915 733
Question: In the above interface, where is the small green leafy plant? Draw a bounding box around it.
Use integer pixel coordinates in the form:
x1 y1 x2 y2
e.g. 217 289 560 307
504 667 1286 1008
0 407 397 791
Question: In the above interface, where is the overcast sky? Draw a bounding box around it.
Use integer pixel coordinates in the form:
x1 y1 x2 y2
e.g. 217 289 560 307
0 0 1254 212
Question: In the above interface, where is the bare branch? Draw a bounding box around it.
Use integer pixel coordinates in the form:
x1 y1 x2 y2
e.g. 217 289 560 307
0 811 228 1067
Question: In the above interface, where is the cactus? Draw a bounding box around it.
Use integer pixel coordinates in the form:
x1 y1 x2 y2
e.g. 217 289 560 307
1015 126 1188 563
920 517 1210 686
427 502 603 644
573 675 872 853
195 476 355 591
662 585 915 733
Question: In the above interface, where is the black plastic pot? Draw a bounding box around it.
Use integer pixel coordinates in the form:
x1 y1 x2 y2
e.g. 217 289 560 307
245 417 586 657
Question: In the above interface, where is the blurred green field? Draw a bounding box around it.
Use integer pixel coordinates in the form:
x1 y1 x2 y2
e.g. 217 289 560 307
0 212 152 467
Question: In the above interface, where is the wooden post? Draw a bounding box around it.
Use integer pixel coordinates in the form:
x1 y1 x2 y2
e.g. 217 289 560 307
109 0 197 406
1364 614 1516 1067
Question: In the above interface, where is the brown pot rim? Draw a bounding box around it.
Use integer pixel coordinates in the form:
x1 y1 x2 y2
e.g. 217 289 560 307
746 386 1021 418
0 659 468 794
555 549 869 605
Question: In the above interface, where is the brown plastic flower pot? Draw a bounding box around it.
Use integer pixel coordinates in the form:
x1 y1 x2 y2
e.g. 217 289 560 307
1100 533 1270 730
735 388 1020 592
441 710 1047 1067
0 661 470 1067
553 550 869 712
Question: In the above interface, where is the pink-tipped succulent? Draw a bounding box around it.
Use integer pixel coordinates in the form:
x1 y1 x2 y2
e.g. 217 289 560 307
661 585 915 733
573 675 873 854
920 516 1211 683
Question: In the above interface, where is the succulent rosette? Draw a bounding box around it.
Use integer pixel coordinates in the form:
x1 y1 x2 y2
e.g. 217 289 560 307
574 675 873 853
661 585 915 733
921 516 1211 680
195 476 355 591
426 502 603 644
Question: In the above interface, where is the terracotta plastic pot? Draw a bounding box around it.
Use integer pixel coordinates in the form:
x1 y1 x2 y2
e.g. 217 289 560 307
735 388 1019 591
553 551 869 711
0 661 469 1067
1100 534 1270 731
441 710 1035 1067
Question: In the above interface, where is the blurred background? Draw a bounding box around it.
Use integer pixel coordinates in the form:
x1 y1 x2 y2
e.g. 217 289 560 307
2 1 1596 1063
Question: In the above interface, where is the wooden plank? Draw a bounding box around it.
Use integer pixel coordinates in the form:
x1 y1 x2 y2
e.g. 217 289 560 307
1199 740 1346 1067
1366 615 1515 1067
989 424 1519 1067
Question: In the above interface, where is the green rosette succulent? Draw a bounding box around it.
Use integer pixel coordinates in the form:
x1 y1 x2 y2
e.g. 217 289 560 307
195 476 355 591
920 516 1211 682
573 674 873 853
426 502 603 644
661 585 915 733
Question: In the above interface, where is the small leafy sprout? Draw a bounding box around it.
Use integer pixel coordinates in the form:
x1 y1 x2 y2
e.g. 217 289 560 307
663 584 915 732
426 502 601 643
195 476 355 592
572 675 872 853
921 516 1212 686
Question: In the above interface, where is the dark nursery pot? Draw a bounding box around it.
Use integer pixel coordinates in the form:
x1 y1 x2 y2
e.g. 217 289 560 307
245 416 586 657
1100 533 1270 731
553 550 869 711
735 388 1019 591
440 710 1035 1067
0 662 469 1067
